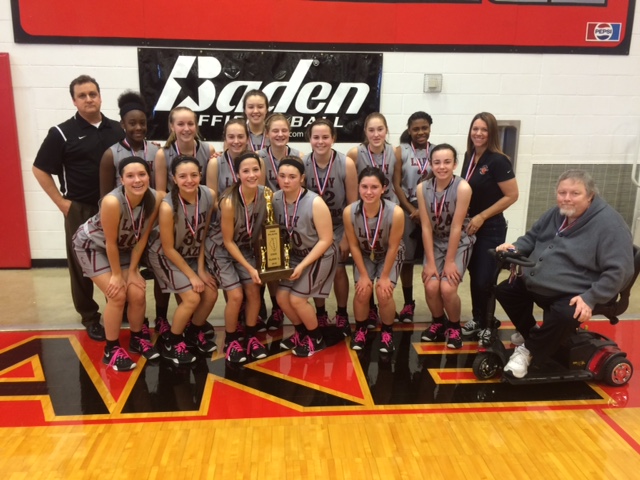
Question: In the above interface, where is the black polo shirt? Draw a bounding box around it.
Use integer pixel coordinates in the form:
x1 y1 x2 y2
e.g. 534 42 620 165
461 150 515 221
34 113 124 205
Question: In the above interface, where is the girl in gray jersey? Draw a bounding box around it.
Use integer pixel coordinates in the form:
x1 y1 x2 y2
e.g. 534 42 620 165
154 106 213 193
148 156 218 366
344 167 405 354
206 118 266 198
206 152 269 364
417 144 474 350
257 114 303 330
302 119 358 336
273 157 337 358
73 157 161 372
99 91 160 197
347 113 398 204
243 89 270 153
392 111 435 324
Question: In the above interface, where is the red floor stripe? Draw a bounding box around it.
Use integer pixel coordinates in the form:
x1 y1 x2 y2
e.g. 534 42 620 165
595 408 640 455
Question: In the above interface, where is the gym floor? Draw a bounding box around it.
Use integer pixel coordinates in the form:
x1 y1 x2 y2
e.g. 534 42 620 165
1 267 640 479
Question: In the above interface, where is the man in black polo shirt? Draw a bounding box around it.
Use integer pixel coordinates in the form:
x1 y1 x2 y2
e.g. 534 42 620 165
32 75 124 341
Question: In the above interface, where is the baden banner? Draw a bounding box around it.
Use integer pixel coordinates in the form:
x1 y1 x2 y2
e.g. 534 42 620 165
139 49 383 143
11 0 634 54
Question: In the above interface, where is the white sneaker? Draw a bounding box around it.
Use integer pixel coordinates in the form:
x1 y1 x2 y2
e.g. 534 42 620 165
461 319 480 337
510 331 525 346
477 328 492 347
504 345 532 379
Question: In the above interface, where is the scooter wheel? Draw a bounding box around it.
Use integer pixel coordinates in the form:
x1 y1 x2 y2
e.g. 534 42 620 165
473 353 501 380
603 358 633 386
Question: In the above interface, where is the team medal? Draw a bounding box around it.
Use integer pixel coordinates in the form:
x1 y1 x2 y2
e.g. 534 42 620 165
178 191 199 238
364 202 384 262
367 145 387 172
312 151 335 196
432 177 454 227
410 142 430 177
239 187 255 239
225 151 238 183
283 187 303 238
124 194 145 242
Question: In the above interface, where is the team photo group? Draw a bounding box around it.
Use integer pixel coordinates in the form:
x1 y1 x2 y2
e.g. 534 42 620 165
33 73 522 373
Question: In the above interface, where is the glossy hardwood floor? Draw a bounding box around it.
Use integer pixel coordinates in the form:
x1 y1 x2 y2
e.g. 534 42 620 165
1 267 640 479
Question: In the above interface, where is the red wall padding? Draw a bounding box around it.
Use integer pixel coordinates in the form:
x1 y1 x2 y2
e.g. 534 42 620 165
0 53 31 268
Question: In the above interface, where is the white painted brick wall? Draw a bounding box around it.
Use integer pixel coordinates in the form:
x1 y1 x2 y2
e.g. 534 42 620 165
2 1 639 259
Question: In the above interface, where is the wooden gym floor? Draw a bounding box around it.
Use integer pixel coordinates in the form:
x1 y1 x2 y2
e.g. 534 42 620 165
1 267 640 479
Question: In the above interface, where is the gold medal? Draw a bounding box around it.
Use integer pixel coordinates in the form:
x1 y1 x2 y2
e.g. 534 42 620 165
370 251 375 262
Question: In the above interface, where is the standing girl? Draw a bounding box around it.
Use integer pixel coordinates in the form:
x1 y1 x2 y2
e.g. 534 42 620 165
417 144 474 349
459 113 518 342
274 157 337 357
148 156 218 365
155 106 213 193
243 89 270 153
100 91 160 197
344 167 404 354
73 157 161 371
257 113 303 330
206 152 268 364
392 111 434 324
302 119 358 335
347 113 398 204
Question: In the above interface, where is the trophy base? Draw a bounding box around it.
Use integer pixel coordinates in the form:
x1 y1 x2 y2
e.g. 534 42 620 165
259 268 294 283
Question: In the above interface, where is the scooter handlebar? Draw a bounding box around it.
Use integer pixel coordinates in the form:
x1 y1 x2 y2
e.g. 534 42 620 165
489 249 537 268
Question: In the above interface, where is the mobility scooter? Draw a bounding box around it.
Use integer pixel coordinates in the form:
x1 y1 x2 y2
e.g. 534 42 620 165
472 248 640 386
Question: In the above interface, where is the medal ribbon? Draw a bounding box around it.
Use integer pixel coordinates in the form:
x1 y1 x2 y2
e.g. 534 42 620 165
556 216 578 236
363 201 384 254
178 191 199 238
124 194 145 242
410 142 430 176
249 131 266 152
464 152 477 181
284 188 303 237
267 146 290 180
312 150 335 196
122 138 147 162
367 145 387 172
239 187 256 238
432 177 455 225
225 151 238 183
175 141 197 157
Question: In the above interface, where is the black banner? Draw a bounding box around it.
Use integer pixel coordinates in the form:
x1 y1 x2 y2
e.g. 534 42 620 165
139 49 383 143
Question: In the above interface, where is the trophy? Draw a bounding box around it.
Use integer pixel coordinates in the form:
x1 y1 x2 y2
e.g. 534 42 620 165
259 187 293 282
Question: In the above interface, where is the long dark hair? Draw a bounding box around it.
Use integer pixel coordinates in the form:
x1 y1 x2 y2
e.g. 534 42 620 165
118 156 155 217
356 166 388 217
169 155 201 215
219 152 263 225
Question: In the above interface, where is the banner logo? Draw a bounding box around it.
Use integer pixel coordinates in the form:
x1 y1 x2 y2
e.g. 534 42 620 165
141 49 382 143
586 23 622 42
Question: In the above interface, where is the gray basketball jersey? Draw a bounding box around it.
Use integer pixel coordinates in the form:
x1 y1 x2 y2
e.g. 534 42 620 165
258 146 302 192
421 176 472 242
150 186 213 258
249 131 270 153
400 142 433 204
162 140 211 191
111 140 160 189
354 144 397 204
349 199 398 261
216 150 240 196
77 187 156 251
208 185 267 254
302 150 347 229
272 189 320 259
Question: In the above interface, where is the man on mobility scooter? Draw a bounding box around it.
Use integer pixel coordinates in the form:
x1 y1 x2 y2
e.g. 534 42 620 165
495 169 634 379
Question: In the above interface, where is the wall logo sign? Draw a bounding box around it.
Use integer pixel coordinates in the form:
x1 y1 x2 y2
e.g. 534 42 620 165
586 23 623 42
11 0 635 54
139 49 382 143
